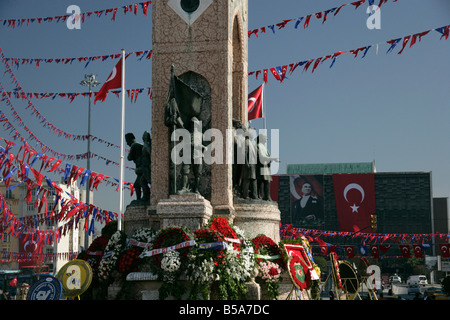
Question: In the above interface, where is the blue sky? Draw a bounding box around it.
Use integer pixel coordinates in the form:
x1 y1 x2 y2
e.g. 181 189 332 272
0 0 449 215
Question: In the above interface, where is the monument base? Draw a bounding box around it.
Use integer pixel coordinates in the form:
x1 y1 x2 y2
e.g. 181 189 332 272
124 272 261 300
156 194 213 231
233 199 281 243
123 204 151 237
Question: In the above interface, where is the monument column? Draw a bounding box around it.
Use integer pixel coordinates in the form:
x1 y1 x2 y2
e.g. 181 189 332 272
151 0 248 219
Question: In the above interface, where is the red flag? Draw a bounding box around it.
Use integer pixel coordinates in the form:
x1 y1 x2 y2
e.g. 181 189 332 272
344 245 355 258
379 244 391 254
370 245 380 258
332 173 376 233
9 277 17 287
315 237 328 255
399 245 411 258
413 245 423 258
439 244 450 258
248 85 263 121
94 57 123 104
19 236 44 268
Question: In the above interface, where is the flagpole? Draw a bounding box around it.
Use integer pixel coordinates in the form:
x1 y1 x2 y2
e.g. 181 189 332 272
262 83 267 130
118 49 125 231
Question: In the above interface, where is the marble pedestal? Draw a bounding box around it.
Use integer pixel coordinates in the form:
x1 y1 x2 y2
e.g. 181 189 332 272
233 199 281 243
154 194 213 231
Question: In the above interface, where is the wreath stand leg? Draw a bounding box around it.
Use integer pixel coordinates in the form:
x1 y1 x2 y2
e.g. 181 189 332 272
286 285 296 300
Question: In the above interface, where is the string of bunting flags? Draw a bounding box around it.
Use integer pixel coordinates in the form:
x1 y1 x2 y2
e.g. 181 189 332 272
0 47 133 155
280 225 450 259
0 139 128 248
0 1 152 29
2 87 153 104
0 249 79 265
0 93 132 163
249 23 450 82
3 49 152 69
248 0 399 39
0 137 135 199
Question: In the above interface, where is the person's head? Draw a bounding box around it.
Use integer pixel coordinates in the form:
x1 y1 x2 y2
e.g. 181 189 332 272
142 131 151 142
125 133 136 146
257 133 267 144
302 183 312 195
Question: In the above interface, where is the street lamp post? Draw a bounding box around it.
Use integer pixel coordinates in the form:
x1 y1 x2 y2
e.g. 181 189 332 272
80 74 100 250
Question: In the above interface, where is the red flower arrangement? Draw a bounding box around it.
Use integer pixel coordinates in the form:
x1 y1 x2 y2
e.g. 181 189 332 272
150 227 191 268
208 216 240 252
81 235 110 271
252 235 285 268
118 247 143 276
194 228 226 266
288 255 311 290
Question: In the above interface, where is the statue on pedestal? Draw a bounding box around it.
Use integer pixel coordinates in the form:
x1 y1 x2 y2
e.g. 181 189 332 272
126 132 151 204
256 133 279 201
164 65 206 197
232 119 257 200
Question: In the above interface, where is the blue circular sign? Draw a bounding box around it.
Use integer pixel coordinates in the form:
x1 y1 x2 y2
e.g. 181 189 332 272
27 276 62 300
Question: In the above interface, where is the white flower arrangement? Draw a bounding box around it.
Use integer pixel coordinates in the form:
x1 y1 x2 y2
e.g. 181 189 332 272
160 250 181 282
98 230 125 281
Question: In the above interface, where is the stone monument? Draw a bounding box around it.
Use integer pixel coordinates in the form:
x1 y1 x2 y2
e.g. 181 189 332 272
124 0 280 242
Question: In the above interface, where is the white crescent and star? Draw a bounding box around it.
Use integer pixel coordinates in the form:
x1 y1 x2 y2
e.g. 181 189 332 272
343 183 365 213
248 97 257 112
106 66 117 82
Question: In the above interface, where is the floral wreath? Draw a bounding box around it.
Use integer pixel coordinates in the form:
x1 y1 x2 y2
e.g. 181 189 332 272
149 226 191 270
288 255 311 290
330 252 343 289
193 228 226 266
117 227 156 276
80 234 109 273
207 216 240 252
252 235 284 268
98 230 126 282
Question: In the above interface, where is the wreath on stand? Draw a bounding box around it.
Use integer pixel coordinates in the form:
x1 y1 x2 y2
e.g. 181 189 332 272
147 226 192 300
288 255 311 291
187 228 226 299
98 230 127 284
117 227 156 276
252 235 284 300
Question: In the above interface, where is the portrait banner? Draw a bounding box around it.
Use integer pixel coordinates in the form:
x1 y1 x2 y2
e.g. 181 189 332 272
290 175 324 228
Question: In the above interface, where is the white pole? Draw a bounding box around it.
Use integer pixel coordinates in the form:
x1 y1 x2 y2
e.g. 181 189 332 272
118 49 125 231
262 84 267 130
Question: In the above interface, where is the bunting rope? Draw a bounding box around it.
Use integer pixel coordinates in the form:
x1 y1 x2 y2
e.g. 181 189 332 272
0 47 134 154
0 140 129 247
0 137 134 199
280 224 450 245
249 23 450 82
2 87 152 104
3 50 152 69
0 1 152 29
248 0 398 39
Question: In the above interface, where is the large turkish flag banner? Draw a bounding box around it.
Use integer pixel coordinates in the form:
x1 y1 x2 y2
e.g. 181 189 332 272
332 173 376 233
